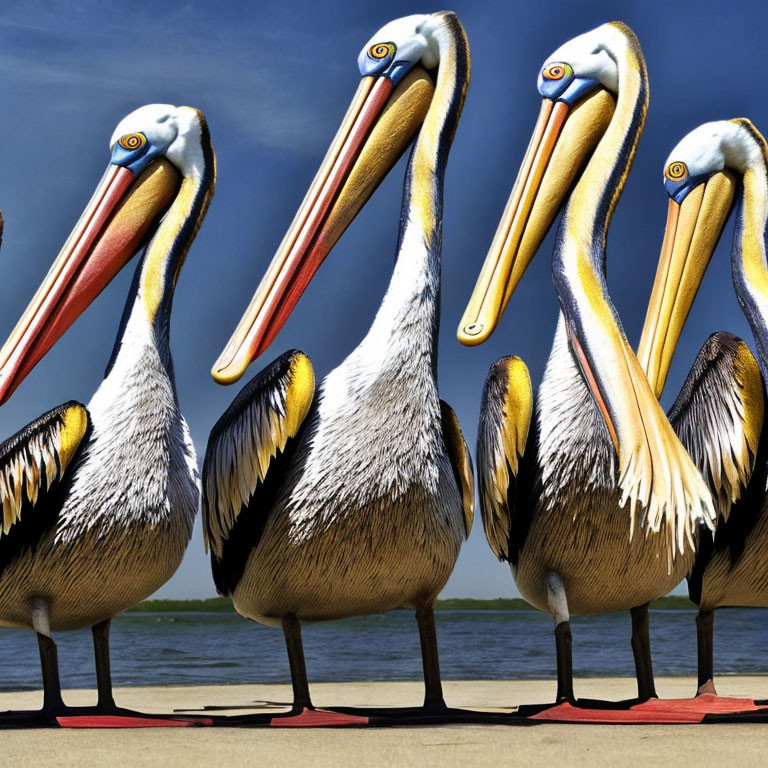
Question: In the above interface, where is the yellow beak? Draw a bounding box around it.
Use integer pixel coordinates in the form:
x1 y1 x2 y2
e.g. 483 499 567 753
458 88 615 346
637 171 737 397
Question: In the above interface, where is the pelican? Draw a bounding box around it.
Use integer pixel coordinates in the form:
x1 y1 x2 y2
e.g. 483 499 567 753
637 119 768 698
202 12 473 723
0 104 214 726
457 22 715 703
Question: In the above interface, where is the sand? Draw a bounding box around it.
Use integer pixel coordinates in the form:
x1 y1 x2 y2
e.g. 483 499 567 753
3 677 768 767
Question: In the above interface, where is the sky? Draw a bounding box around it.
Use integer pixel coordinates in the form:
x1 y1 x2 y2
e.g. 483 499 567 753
0 0 765 600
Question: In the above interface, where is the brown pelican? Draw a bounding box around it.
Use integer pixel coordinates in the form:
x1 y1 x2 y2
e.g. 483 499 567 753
637 119 768 698
202 13 473 724
457 22 716 703
0 105 215 727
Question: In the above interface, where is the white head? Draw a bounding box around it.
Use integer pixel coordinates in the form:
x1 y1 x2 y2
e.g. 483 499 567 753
664 120 765 186
535 21 647 107
109 104 206 176
358 13 454 78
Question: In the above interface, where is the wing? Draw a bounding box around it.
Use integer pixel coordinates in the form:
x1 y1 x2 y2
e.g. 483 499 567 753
202 350 315 594
668 332 764 522
439 400 474 538
0 401 90 573
476 356 533 561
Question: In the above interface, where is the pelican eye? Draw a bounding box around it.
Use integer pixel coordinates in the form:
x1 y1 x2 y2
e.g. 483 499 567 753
118 133 147 151
665 161 688 182
543 63 570 81
368 42 395 60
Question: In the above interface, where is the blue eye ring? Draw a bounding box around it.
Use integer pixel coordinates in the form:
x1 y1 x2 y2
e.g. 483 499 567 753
539 62 582 101
111 131 160 174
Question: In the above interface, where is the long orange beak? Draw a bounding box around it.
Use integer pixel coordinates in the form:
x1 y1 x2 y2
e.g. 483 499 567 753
213 67 436 385
458 88 616 345
0 158 180 404
637 171 737 397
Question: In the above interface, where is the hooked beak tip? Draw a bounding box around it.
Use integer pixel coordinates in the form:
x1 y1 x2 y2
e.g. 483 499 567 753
211 362 247 386
457 321 492 346
212 334 263 385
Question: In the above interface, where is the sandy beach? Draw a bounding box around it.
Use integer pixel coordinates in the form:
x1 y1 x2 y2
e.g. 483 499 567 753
2 676 768 767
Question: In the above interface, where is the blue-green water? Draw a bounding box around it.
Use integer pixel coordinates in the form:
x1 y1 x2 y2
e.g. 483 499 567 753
0 608 767 692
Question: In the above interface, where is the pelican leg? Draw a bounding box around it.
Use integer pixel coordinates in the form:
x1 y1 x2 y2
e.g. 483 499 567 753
630 603 657 700
224 607 514 726
553 622 575 703
92 619 116 711
282 613 313 712
0 634 67 728
416 603 446 712
0 633 65 727
37 632 65 712
696 609 717 696
546 572 574 702
51 617 213 727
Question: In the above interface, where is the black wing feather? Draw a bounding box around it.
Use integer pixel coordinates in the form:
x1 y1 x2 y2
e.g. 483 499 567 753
0 401 90 579
203 350 315 596
477 356 533 563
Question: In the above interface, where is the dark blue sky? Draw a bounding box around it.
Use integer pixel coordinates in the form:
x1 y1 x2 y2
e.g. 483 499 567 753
0 0 765 598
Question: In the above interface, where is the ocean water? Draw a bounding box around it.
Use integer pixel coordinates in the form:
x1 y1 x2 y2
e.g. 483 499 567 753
0 608 767 692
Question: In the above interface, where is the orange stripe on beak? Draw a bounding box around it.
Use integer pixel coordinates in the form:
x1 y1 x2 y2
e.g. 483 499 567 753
458 100 569 345
0 158 180 405
0 166 135 403
636 199 681 395
637 171 736 398
213 76 395 384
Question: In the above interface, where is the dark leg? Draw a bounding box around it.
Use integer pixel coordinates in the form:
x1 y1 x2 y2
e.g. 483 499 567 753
0 625 213 728
36 633 64 712
696 609 717 696
554 621 575 703
282 614 312 712
631 603 658 701
546 572 574 703
416 603 446 712
92 619 116 711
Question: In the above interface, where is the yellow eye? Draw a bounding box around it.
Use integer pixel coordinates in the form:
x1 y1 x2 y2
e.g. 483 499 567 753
665 161 687 181
369 42 394 60
543 63 567 80
118 133 147 151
